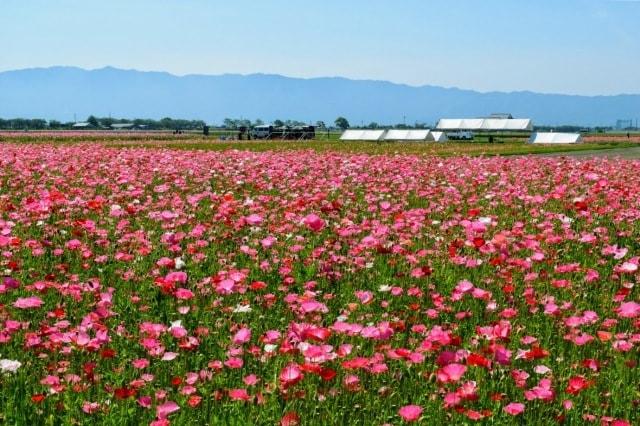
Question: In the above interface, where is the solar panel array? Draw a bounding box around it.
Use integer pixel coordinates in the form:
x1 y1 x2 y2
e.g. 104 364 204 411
340 129 449 142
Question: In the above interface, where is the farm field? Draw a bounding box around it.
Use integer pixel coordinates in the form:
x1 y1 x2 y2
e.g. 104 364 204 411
0 131 637 157
0 141 639 425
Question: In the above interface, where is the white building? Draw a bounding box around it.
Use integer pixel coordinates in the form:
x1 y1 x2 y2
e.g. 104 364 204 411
436 118 533 132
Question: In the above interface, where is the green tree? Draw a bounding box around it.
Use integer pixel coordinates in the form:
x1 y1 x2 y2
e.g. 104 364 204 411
101 117 114 128
273 120 284 127
238 119 251 129
160 117 175 129
334 117 350 130
87 115 99 127
223 118 238 129
31 119 47 129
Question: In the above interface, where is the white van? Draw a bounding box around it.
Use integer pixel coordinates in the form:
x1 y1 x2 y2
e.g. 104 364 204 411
447 131 474 140
251 125 273 139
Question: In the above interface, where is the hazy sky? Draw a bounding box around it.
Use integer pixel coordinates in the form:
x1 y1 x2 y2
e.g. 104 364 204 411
1 0 639 95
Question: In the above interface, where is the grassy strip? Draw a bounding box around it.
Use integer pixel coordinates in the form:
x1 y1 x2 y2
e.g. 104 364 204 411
104 139 637 157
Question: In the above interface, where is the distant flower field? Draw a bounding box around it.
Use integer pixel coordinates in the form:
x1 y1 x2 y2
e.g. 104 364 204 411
0 143 638 425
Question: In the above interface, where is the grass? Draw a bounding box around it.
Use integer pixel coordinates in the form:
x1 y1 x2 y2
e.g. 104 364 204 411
2 132 637 157
105 139 637 157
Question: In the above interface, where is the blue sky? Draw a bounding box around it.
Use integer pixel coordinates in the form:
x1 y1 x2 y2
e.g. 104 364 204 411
1 0 639 95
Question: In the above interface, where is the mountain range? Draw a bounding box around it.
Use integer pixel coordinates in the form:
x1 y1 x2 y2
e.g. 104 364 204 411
1 66 638 126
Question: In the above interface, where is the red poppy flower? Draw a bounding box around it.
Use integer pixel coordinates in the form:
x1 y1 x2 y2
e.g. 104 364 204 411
280 412 300 426
114 387 136 400
31 394 46 404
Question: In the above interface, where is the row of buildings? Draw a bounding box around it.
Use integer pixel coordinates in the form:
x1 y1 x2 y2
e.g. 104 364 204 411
341 114 582 144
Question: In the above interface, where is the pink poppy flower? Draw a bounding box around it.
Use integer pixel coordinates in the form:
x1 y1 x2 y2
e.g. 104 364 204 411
216 279 236 295
138 396 152 408
616 301 640 319
617 262 638 274
245 214 263 226
13 296 43 309
161 352 178 361
165 271 187 284
224 357 243 369
132 358 150 369
280 363 303 388
232 327 251 345
436 363 467 383
156 401 180 419
504 402 525 416
243 374 259 386
398 405 422 422
302 213 325 232
229 388 251 401
175 288 194 300
82 402 100 414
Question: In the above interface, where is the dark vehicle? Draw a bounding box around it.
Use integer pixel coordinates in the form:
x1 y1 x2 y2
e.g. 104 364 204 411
251 125 315 140
291 126 315 140
238 126 251 140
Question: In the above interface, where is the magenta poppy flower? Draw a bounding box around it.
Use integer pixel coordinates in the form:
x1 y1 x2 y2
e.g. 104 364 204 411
156 401 179 419
229 388 250 401
245 214 263 226
302 213 325 232
504 402 525 415
398 405 422 422
279 363 303 388
232 327 251 345
436 363 467 383
616 301 640 318
13 296 43 309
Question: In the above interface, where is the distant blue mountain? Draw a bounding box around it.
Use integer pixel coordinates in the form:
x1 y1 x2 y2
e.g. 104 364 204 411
0 66 638 126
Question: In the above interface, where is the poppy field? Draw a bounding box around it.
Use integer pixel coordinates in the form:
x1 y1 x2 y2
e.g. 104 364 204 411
0 142 639 425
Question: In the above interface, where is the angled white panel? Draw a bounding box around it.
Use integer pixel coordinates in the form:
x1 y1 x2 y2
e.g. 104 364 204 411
437 118 533 131
384 130 431 141
340 130 386 141
528 132 582 144
430 131 449 142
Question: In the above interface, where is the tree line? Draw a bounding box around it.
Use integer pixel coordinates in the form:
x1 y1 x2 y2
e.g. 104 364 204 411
0 116 207 130
1 116 606 132
0 117 350 131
